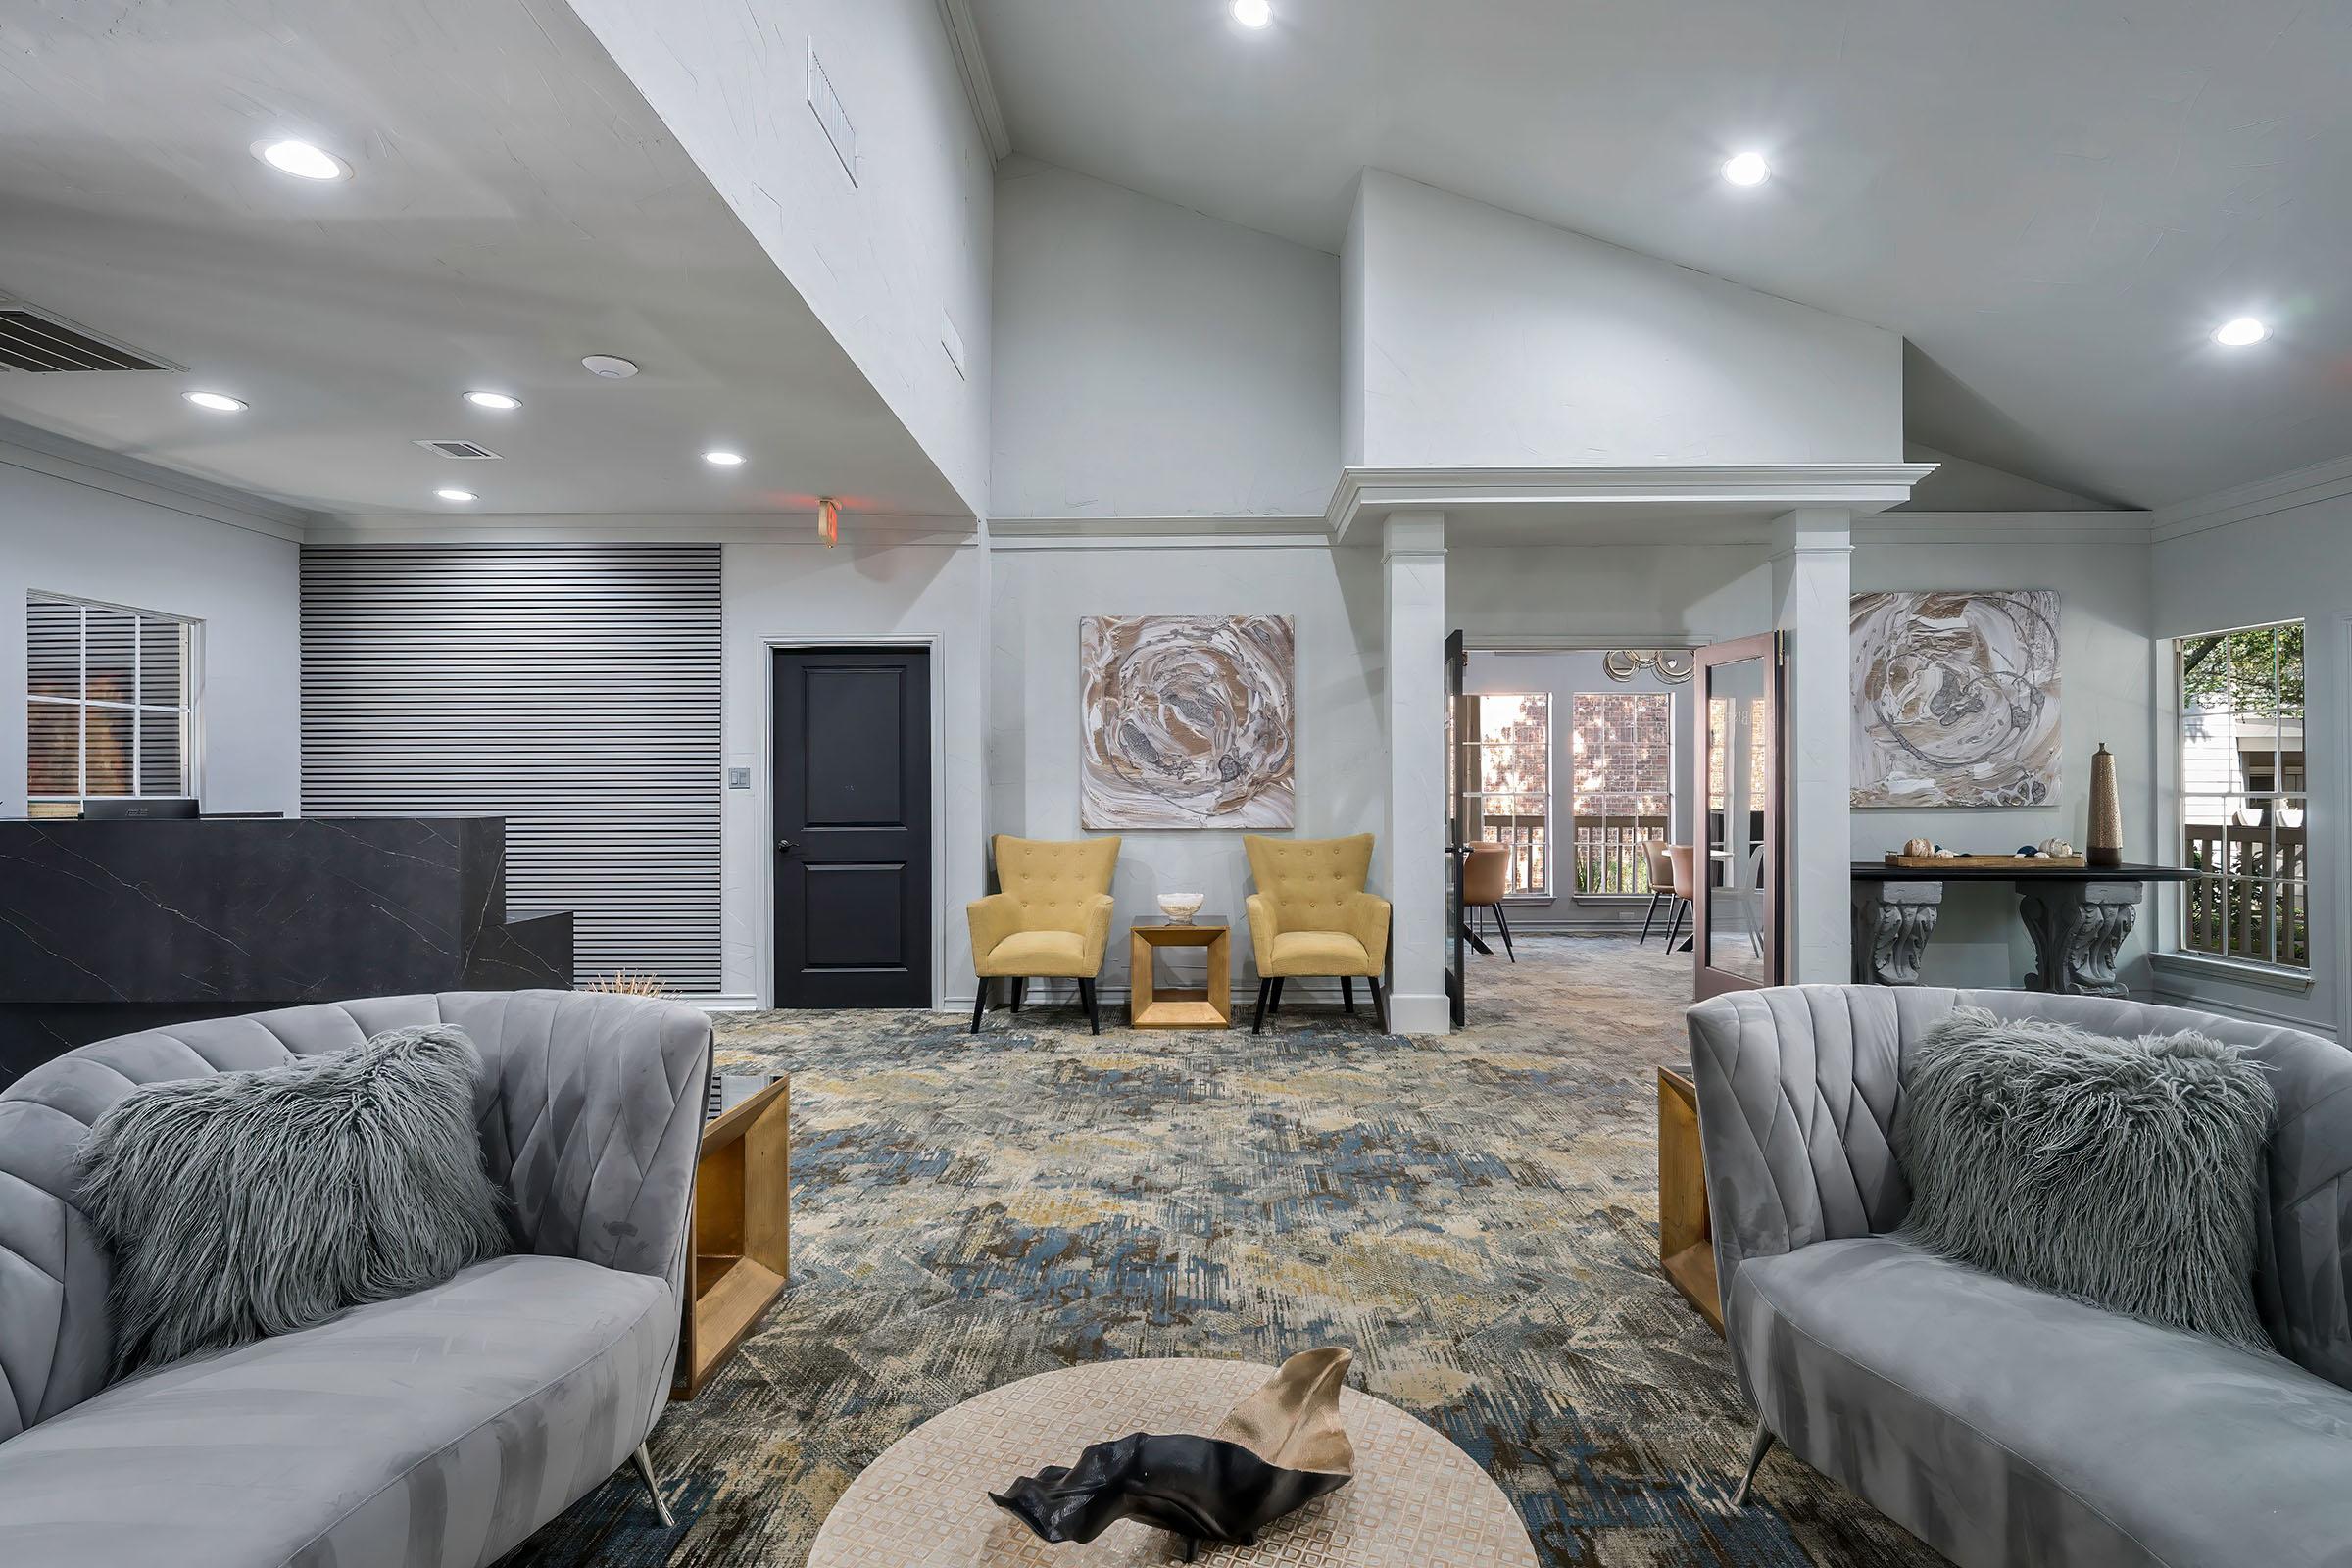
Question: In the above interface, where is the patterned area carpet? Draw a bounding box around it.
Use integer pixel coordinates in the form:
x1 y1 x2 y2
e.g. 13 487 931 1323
505 938 1936 1567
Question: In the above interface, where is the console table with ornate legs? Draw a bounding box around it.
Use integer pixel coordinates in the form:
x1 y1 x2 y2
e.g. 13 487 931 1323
1850 862 2199 994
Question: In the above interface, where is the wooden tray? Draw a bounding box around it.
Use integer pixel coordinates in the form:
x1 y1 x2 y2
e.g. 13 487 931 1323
1884 854 2085 869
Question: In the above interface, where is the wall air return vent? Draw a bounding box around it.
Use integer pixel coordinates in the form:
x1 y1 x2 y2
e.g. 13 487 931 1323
0 303 182 372
413 438 503 460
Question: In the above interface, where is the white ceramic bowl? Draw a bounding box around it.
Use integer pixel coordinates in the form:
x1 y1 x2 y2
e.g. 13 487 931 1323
1156 893 1207 922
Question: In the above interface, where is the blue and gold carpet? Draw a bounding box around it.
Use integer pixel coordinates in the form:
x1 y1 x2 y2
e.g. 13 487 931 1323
504 938 1935 1566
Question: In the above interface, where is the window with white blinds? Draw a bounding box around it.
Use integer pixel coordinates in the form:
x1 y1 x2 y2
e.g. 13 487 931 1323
27 593 195 818
300 544 722 992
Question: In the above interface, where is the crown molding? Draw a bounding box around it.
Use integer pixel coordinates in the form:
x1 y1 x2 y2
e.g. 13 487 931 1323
935 0 1011 162
1325 463 1939 543
2149 452 2352 543
986 514 1331 550
1856 511 2155 546
305 513 978 546
0 416 315 542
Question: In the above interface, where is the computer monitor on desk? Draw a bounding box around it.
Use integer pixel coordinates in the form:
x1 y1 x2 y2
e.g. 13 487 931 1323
79 797 199 820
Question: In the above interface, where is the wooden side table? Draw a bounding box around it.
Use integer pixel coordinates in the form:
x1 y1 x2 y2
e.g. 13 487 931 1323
1656 1065 1723 1336
1129 916 1232 1029
675 1073 790 1398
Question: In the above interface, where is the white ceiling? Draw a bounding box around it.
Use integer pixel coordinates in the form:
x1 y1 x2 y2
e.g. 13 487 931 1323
971 0 2352 509
0 0 968 521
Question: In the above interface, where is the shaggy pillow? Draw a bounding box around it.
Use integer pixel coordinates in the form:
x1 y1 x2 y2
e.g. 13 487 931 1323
75 1024 509 1376
1893 1006 2277 1352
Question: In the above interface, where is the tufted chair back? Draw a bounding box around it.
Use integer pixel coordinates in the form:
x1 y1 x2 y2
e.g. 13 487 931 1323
1688 985 2352 1391
0 990 710 1440
1245 833 1376 932
993 834 1120 932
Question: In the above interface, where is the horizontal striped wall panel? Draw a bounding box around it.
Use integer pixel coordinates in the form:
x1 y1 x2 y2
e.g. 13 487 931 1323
300 543 722 991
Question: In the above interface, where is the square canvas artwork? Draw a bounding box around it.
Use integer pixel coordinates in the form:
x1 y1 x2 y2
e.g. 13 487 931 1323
1081 614 1296 829
1851 589 2062 808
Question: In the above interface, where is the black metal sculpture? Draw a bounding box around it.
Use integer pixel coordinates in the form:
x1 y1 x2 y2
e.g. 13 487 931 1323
990 1348 1356 1558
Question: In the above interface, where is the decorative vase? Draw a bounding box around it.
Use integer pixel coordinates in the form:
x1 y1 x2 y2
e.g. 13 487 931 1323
2086 742 2123 868
990 1348 1355 1552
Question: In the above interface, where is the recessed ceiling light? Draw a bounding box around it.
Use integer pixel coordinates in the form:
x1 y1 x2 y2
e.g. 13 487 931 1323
436 488 478 503
254 139 350 181
703 450 747 466
581 354 639 379
1722 152 1772 188
1233 0 1271 26
182 390 247 412
464 390 521 410
2213 317 2271 347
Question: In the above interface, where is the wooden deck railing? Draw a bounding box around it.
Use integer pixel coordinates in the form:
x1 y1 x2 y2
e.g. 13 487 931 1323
2182 822 2308 966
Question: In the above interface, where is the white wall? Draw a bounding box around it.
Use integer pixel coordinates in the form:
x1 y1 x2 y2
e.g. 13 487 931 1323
992 159 1339 520
2152 484 2352 1040
1348 171 1904 469
1849 537 2158 990
1463 650 1694 931
0 453 300 818
1447 543 1775 644
569 0 994 517
722 539 990 1006
988 542 1386 997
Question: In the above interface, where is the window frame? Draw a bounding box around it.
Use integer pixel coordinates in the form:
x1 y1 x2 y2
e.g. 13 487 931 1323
2170 618 2307 976
1463 692 1553 898
26 592 200 814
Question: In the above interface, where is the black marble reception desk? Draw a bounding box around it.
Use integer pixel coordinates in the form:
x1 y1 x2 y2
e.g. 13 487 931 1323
0 816 571 1078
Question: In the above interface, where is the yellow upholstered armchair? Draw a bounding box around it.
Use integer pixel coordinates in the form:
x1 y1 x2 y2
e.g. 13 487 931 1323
1243 833 1392 1034
968 835 1120 1035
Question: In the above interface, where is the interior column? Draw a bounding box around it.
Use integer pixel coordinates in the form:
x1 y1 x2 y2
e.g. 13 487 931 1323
1771 508 1853 984
1382 511 1449 1034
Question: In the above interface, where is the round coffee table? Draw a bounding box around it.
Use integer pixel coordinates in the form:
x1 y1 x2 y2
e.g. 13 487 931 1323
806 1357 1538 1566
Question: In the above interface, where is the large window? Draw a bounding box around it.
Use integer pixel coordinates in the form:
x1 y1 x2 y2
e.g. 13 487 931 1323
26 593 195 818
1466 693 1550 895
2176 621 2306 969
1573 692 1673 895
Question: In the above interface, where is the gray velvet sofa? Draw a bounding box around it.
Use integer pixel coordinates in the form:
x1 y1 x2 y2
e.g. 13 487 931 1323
1688 985 2352 1568
0 990 712 1568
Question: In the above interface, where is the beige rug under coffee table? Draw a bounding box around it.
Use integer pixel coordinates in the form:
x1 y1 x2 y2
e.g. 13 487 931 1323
806 1357 1538 1567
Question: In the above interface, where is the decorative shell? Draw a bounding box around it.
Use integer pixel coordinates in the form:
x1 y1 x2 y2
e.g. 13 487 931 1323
1901 838 1935 858
2038 837 2075 858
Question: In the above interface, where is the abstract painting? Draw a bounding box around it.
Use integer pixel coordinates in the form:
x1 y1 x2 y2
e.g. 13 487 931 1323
1852 589 2062 808
1081 615 1295 829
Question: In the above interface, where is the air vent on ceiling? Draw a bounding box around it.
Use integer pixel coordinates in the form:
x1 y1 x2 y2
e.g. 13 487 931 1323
0 302 182 372
413 438 503 460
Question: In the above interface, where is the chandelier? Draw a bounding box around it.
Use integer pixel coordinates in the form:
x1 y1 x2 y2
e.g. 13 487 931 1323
1601 649 1695 685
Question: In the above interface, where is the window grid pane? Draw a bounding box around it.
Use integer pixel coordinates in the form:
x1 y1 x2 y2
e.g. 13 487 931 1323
24 594 194 808
1470 694 1551 895
1572 692 1673 896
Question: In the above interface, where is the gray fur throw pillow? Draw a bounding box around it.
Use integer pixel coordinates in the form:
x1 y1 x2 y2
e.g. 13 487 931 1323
75 1024 509 1376
1893 1005 2277 1352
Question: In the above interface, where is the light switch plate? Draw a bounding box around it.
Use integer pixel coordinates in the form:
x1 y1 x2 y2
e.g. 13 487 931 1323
727 766 752 790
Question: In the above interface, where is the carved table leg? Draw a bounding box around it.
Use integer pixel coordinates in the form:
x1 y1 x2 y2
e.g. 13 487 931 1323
2016 880 2141 996
1851 881 1942 985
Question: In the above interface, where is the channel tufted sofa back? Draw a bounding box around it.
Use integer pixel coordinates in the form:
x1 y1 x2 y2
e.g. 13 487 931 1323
0 989 710 1440
1686 985 2352 1390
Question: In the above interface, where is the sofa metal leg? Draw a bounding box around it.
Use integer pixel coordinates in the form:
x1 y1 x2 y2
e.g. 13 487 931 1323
1731 1421 1777 1507
1267 977 1285 1022
1251 978 1271 1034
970 982 988 1035
1367 976 1388 1034
632 1441 678 1529
1080 977 1101 1034
1010 976 1025 1012
1342 976 1355 1013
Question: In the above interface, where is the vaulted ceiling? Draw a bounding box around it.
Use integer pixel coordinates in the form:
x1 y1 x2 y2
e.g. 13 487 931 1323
971 0 2352 509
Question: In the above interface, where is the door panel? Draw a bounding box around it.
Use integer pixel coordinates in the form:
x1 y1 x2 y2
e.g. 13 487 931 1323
1446 630 1468 1027
773 648 932 1007
1692 633 1784 998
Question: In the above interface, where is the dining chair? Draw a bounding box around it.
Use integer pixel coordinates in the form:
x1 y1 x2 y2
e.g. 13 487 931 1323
1460 842 1514 961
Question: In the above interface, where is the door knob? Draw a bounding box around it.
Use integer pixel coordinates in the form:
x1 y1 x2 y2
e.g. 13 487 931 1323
777 837 797 855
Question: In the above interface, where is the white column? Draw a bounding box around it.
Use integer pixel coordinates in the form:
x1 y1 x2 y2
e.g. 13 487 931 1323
1771 508 1853 985
1382 512 1449 1034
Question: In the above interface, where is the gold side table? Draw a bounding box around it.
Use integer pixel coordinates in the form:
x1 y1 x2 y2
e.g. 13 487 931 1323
675 1073 790 1398
1656 1064 1723 1336
1129 916 1232 1029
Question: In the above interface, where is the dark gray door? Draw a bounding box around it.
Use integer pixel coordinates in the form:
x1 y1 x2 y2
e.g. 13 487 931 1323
771 647 932 1007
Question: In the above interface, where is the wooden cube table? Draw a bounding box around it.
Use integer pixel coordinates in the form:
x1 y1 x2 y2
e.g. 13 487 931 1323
1128 916 1232 1029
1656 1064 1723 1335
675 1073 790 1398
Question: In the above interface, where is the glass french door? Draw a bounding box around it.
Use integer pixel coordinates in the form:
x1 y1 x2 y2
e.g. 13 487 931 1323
1446 631 1468 1027
1692 633 1785 998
